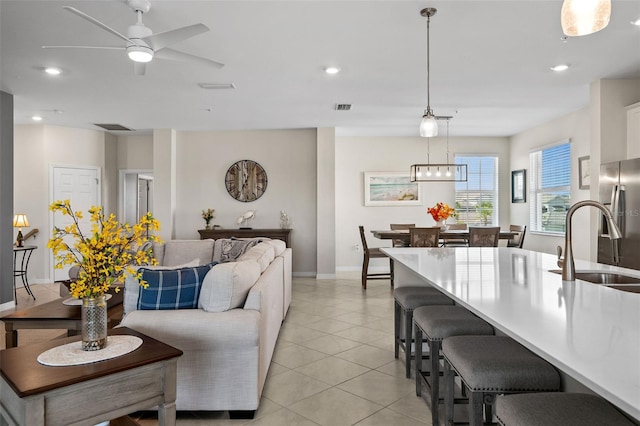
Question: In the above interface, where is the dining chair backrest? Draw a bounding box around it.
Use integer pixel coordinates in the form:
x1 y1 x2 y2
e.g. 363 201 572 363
409 227 441 247
468 227 500 247
390 223 415 247
443 222 468 246
507 225 527 248
358 225 370 252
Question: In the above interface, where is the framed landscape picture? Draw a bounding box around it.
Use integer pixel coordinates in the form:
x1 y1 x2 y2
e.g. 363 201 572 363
364 172 421 206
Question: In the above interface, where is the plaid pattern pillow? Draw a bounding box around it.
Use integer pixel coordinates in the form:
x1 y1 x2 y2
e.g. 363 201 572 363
137 263 217 310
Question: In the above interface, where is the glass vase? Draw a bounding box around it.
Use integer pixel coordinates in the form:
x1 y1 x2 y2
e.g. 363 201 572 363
81 295 108 351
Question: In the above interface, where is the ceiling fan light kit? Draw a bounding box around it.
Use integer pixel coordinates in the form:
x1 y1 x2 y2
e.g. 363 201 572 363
44 0 223 75
561 0 611 36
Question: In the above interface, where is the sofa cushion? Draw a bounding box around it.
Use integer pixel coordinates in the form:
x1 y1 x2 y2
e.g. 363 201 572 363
238 242 276 272
199 260 261 312
137 262 217 310
214 238 264 263
262 239 286 256
156 239 215 266
124 259 200 315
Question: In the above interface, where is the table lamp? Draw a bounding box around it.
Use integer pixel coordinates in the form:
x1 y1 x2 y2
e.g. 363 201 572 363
13 214 29 247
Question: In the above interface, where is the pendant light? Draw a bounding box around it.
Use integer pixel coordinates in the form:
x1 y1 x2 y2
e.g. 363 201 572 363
410 117 468 182
419 7 438 138
561 0 611 36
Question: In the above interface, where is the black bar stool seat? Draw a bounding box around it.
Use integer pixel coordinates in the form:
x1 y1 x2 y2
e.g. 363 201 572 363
496 393 636 426
414 305 494 426
442 335 561 426
394 286 454 378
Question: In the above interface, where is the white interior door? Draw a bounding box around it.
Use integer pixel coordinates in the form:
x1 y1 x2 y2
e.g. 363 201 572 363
51 166 100 281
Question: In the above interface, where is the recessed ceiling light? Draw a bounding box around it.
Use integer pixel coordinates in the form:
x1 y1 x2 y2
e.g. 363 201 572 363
32 115 43 121
44 67 61 75
324 67 341 75
632 18 640 26
551 64 570 72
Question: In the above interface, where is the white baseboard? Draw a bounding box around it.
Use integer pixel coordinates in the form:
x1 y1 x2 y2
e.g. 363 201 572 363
292 272 316 277
0 300 16 312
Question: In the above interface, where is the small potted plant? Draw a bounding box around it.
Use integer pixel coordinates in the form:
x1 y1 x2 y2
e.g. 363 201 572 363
202 208 215 230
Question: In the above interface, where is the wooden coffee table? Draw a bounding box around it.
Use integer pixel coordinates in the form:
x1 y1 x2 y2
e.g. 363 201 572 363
1 291 123 349
0 327 182 426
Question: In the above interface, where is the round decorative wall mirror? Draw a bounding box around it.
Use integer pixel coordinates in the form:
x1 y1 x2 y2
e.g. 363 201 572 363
225 160 268 202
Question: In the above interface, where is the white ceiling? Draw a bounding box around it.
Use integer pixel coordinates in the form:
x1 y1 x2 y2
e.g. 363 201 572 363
2 0 639 138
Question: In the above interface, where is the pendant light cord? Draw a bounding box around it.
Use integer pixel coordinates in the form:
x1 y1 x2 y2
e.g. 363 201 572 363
426 12 431 111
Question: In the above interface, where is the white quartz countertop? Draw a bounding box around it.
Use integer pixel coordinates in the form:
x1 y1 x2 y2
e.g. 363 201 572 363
382 247 640 421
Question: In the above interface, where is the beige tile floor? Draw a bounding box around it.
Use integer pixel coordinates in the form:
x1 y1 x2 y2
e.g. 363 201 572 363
1 274 433 426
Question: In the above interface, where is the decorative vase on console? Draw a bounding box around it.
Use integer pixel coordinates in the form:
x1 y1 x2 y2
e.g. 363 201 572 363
48 200 161 351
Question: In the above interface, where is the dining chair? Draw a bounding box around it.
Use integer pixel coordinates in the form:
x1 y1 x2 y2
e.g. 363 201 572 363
468 227 500 247
359 226 393 289
409 227 441 247
390 223 415 247
507 225 527 248
443 223 468 247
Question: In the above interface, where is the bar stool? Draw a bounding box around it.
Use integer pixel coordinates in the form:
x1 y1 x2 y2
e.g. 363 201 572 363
394 286 454 378
495 393 636 426
442 335 560 426
413 305 494 426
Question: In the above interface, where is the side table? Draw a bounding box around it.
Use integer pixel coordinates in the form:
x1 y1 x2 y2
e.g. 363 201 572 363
13 245 36 301
0 327 182 426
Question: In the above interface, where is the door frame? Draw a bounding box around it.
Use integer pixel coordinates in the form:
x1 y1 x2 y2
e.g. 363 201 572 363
118 169 154 221
49 164 101 282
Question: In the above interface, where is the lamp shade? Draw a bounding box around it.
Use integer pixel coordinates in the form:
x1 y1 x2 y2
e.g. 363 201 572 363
561 0 611 36
13 214 29 228
127 45 154 63
420 113 438 137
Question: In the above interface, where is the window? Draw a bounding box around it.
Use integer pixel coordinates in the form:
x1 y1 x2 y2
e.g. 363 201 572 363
529 141 571 233
454 155 499 225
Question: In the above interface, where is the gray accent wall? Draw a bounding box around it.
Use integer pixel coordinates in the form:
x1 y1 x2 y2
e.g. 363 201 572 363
1 91 14 305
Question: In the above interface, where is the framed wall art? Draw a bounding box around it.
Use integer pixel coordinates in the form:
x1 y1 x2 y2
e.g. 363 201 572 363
578 156 590 190
511 169 526 203
364 172 421 206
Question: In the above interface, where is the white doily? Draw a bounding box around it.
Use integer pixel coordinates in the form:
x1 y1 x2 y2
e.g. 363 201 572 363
37 335 143 366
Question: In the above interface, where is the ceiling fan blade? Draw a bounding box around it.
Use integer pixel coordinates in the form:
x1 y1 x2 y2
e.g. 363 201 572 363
63 6 136 45
154 47 224 69
134 62 146 76
143 23 209 51
42 45 124 50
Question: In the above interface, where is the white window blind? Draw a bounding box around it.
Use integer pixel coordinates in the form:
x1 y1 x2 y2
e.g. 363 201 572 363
529 141 571 233
454 155 499 225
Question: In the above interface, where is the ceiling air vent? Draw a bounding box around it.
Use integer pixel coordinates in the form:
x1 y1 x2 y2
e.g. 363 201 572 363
93 123 133 131
335 104 352 111
198 83 236 90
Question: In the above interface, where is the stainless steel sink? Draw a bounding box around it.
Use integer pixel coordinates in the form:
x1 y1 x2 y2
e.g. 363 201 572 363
549 270 640 285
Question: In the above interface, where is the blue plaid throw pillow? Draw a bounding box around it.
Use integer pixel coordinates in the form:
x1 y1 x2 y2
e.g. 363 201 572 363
137 262 217 310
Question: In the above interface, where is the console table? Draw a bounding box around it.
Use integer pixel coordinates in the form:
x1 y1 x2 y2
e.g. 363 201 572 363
198 228 292 247
13 245 36 301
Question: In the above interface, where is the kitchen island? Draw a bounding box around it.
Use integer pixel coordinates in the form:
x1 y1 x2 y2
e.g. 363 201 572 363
382 247 640 423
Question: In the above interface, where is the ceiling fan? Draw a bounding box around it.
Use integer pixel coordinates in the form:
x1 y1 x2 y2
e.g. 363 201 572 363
43 0 224 75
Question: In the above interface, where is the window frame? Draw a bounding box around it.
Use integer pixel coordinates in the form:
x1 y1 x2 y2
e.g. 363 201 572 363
454 154 500 226
529 140 572 235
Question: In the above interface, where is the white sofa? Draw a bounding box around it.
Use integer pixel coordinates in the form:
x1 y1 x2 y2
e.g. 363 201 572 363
119 238 292 418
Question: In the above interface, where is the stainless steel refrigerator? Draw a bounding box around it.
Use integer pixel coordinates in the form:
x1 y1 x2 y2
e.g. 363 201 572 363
598 157 640 270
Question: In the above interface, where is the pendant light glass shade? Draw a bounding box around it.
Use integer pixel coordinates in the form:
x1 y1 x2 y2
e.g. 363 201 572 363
561 0 611 36
420 109 438 137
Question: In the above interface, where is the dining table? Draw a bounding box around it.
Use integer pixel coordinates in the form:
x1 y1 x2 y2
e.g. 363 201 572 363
371 229 517 245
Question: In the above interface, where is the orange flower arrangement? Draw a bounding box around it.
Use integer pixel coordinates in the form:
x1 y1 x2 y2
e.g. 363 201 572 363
428 202 456 222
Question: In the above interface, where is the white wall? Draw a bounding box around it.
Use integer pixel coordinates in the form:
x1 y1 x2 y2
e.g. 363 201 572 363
335 135 510 270
173 129 317 275
117 135 153 170
13 124 111 283
509 107 591 259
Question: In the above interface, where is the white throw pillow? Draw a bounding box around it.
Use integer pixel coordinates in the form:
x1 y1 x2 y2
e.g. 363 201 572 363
238 242 275 272
123 259 199 315
198 260 261 312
